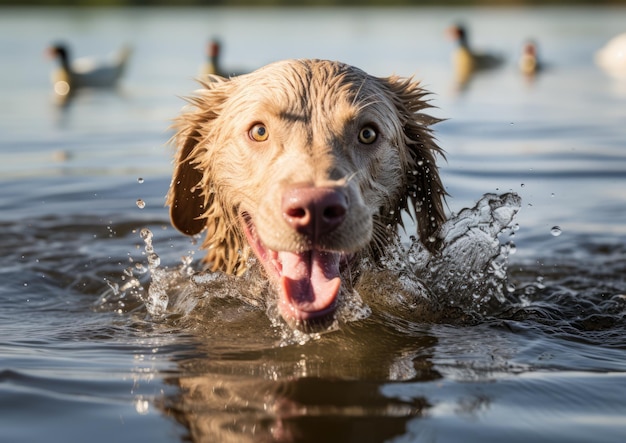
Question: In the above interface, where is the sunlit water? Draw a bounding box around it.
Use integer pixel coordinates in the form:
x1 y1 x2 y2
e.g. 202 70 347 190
1 6 626 443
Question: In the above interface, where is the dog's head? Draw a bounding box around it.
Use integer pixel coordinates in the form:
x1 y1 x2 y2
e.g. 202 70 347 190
167 59 446 327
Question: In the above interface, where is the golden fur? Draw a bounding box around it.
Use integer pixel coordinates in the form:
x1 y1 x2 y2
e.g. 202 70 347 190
167 59 446 298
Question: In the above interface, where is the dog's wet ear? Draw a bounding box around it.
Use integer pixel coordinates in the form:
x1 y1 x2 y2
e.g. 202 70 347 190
167 128 206 236
167 78 250 274
167 77 228 237
382 76 447 252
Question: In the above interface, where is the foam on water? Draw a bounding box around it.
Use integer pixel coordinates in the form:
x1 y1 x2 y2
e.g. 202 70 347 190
98 192 522 341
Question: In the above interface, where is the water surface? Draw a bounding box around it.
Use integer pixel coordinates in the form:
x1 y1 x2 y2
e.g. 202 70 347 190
1 6 625 443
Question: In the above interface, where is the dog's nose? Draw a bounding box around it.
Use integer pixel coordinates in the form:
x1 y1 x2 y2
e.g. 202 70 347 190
282 187 347 240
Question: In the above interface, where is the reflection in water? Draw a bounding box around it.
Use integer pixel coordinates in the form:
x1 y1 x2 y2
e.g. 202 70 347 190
162 320 439 443
50 86 132 130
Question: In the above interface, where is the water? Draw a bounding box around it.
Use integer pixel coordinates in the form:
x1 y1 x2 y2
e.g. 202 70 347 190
1 6 626 443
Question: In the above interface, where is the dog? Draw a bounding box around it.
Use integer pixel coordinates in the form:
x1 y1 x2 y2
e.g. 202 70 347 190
167 59 446 328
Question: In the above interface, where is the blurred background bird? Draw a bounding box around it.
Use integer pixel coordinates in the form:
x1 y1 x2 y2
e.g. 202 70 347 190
200 38 247 78
447 23 504 85
518 39 542 77
47 43 132 96
200 39 222 77
595 32 626 79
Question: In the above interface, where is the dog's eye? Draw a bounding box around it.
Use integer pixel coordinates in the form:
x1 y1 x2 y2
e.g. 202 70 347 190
358 125 377 144
249 123 269 142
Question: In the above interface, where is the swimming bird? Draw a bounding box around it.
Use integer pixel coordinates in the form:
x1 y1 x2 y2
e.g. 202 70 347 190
448 24 504 83
519 40 542 76
47 43 132 95
200 39 247 78
201 39 222 77
595 33 626 79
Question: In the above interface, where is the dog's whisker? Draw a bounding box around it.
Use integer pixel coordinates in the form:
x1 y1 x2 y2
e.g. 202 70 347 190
343 171 359 185
354 97 385 114
350 78 368 108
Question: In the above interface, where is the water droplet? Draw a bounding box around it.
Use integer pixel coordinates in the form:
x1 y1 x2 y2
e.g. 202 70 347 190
136 199 146 209
550 226 562 237
520 183 525 188
135 398 150 415
137 177 144 184
550 193 555 198
147 252 160 268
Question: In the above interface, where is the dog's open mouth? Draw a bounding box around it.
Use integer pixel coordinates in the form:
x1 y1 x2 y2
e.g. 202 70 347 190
241 213 342 324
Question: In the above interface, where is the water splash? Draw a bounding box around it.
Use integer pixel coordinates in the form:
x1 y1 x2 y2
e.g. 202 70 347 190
97 227 195 319
101 192 521 332
422 192 521 313
140 229 168 318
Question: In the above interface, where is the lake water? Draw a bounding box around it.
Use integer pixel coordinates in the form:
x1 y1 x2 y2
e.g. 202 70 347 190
1 5 626 443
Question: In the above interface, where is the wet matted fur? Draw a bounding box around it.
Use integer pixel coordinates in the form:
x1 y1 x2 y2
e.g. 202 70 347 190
167 59 446 326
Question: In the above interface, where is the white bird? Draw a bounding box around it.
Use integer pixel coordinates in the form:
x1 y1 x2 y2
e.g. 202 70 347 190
595 33 626 79
47 43 132 96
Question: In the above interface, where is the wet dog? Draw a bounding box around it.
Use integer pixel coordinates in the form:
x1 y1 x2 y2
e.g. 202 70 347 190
167 59 446 328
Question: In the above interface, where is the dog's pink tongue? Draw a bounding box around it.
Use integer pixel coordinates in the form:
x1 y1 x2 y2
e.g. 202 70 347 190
279 250 341 320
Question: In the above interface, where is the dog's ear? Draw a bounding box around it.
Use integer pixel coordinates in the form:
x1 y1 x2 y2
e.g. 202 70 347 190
383 76 447 252
167 77 228 237
167 127 207 236
167 78 249 274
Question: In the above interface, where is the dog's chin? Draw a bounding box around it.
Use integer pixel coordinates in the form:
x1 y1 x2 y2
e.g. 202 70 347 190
240 212 347 328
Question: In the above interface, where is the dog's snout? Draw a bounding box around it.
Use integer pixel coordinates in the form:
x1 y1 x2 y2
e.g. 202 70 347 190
282 187 347 240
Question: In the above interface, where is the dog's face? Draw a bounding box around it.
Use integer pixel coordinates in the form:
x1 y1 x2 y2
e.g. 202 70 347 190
168 59 445 327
